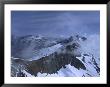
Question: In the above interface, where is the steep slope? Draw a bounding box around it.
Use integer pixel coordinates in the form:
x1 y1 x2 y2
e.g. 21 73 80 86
11 34 100 77
11 35 63 60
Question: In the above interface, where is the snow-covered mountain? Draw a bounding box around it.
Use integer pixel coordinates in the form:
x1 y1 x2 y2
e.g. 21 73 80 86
11 35 63 59
11 34 100 77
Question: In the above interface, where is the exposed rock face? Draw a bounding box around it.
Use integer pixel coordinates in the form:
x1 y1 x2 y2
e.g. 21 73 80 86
25 53 86 76
11 35 100 77
11 55 86 76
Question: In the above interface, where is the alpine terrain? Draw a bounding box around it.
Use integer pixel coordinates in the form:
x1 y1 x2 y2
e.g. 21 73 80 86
11 34 100 77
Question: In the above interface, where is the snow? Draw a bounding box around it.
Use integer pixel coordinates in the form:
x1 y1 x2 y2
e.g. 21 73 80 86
35 36 42 40
22 70 35 77
21 64 86 77
12 34 100 77
29 43 62 61
80 34 100 58
11 57 20 60
79 34 100 66
35 52 100 77
36 64 87 77
11 57 25 61
35 56 99 77
25 35 42 41
76 54 100 77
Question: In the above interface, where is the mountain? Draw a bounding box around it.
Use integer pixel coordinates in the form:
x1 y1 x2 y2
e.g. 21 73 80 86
11 34 100 77
11 35 63 60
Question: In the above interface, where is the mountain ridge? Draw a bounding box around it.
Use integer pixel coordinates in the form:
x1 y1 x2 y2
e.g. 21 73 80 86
11 34 100 77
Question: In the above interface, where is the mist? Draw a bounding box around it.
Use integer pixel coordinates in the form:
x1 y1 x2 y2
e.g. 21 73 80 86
11 11 100 37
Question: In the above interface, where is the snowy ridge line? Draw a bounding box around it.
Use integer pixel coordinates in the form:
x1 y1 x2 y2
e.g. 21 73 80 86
19 53 99 77
29 43 62 61
21 64 90 77
11 57 24 60
12 43 62 61
11 34 100 77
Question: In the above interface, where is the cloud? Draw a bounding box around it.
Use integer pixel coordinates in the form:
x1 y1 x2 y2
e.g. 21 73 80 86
11 11 100 37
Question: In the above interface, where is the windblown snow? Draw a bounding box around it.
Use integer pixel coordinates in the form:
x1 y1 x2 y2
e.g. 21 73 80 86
30 43 62 61
11 34 100 77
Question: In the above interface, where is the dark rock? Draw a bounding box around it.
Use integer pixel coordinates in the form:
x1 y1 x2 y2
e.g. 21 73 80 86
81 37 87 41
71 57 86 70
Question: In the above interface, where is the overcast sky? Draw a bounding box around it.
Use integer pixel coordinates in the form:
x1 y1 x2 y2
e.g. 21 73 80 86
11 11 100 37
